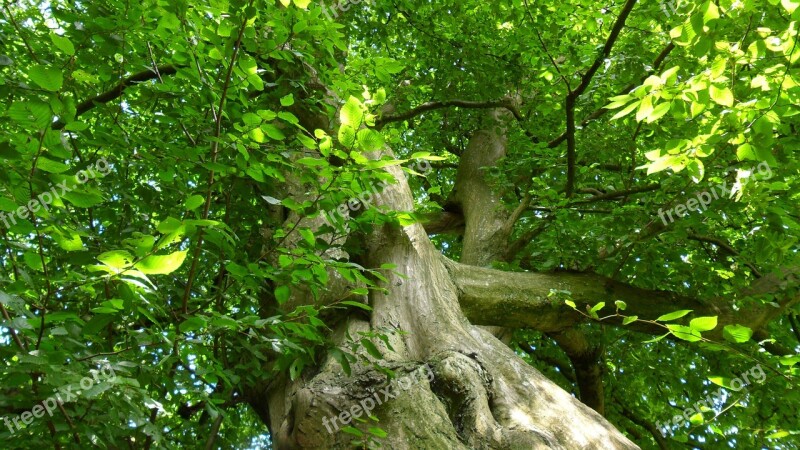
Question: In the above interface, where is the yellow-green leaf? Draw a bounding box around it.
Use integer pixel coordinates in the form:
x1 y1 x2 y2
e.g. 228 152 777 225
709 85 734 107
656 309 692 322
135 251 188 275
689 316 718 332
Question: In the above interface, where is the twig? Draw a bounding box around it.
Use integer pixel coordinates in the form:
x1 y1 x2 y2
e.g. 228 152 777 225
182 4 252 314
52 65 182 130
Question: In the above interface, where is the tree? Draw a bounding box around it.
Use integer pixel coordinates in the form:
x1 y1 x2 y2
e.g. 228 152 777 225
1 0 798 448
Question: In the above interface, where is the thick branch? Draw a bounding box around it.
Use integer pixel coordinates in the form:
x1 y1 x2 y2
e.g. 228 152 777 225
548 329 605 415
419 211 466 235
376 97 541 143
377 98 516 127
52 64 181 130
570 0 639 100
443 256 800 339
616 402 669 450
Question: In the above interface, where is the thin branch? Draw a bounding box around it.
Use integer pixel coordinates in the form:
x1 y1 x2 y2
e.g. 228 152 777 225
519 343 577 383
563 0 640 197
569 0 640 100
686 233 762 278
52 65 182 130
378 98 519 127
573 184 661 204
547 42 674 149
616 401 669 450
502 193 533 236
530 207 613 214
522 0 570 90
75 344 157 361
445 256 800 337
2 4 41 64
505 215 557 260
182 5 252 314
0 303 28 351
565 95 578 197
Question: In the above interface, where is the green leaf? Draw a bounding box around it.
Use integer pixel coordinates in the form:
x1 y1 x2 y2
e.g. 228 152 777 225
656 310 692 322
340 96 364 127
242 112 261 126
689 316 718 332
296 157 328 167
28 65 63 92
338 124 356 147
53 231 84 251
368 427 388 438
610 100 640 120
356 129 385 151
330 348 352 376
0 197 17 212
183 195 205 211
8 100 52 127
614 300 627 311
667 324 702 342
708 376 732 389
341 426 363 437
134 251 188 275
622 316 638 325
702 0 720 22
643 333 669 343
782 0 800 13
49 32 75 55
280 94 294 106
646 102 671 123
179 316 207 333
709 85 734 107
262 124 286 140
35 157 70 173
62 190 104 208
737 143 758 161
722 324 753 343
588 301 605 319
635 96 654 122
340 300 372 311
23 251 45 272
360 338 383 359
275 285 290 304
98 250 135 269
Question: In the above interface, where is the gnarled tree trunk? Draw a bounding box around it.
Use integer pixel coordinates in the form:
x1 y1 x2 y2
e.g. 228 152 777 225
246 108 641 449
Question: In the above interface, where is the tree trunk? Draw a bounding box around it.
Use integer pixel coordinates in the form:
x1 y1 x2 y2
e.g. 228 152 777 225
246 110 640 449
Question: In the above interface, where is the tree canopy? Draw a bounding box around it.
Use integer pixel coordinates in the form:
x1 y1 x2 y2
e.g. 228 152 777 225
1 0 799 448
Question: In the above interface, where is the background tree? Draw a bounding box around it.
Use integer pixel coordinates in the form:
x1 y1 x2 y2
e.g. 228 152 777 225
1 0 798 448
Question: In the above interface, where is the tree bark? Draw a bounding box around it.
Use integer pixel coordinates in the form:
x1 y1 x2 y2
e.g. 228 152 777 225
247 108 641 448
